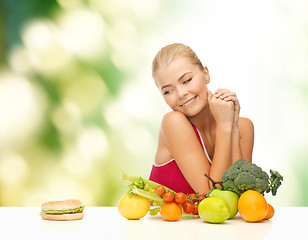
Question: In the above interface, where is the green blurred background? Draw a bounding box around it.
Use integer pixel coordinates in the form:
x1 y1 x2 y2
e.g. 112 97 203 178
0 0 307 206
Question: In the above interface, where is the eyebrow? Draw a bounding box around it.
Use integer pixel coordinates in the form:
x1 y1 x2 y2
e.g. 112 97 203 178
160 72 192 91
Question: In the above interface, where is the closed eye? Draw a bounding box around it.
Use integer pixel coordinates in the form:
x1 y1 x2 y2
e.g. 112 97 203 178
163 89 173 95
183 78 192 84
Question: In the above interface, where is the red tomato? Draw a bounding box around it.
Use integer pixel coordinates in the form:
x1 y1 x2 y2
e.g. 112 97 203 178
198 194 206 201
174 192 186 205
192 204 199 215
163 191 175 203
154 185 165 197
186 193 197 203
182 202 194 214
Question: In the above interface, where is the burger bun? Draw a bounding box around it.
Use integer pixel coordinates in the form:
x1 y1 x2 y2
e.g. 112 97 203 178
41 212 84 221
41 199 84 221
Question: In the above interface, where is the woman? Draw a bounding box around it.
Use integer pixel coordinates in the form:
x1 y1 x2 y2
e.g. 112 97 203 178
149 43 254 194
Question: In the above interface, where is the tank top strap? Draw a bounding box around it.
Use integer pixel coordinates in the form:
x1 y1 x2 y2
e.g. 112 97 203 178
190 123 213 165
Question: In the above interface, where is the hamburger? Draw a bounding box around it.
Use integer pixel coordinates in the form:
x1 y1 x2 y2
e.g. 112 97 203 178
41 199 85 221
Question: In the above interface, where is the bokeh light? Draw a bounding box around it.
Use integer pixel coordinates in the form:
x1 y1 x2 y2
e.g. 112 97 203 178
51 100 82 135
57 7 106 60
22 19 72 74
0 152 28 186
0 73 46 148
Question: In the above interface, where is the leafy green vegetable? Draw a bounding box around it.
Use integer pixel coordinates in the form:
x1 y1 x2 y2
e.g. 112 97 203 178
122 172 172 206
149 207 161 216
220 159 283 196
267 170 283 196
132 188 164 204
122 172 175 194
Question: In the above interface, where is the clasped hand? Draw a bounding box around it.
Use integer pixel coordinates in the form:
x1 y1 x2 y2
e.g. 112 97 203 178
207 88 240 130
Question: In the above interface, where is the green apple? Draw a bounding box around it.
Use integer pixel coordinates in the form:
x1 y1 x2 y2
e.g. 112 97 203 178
198 197 229 223
209 189 239 219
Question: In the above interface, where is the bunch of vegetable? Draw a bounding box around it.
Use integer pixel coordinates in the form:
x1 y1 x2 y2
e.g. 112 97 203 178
122 173 172 205
205 159 283 196
122 172 205 221
153 185 206 220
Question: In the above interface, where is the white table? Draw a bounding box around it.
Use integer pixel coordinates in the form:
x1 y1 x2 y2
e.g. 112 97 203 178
0 207 303 240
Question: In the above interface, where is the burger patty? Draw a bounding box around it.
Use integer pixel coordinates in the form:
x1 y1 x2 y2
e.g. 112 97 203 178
46 210 83 215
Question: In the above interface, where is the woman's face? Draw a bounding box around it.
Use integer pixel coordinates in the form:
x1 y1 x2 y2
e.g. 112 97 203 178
155 57 210 117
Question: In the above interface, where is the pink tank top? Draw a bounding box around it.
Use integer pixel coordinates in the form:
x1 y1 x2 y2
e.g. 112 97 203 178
149 124 212 194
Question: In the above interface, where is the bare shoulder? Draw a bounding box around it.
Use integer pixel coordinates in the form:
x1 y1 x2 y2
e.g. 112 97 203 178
159 111 198 146
161 111 192 134
239 117 254 134
155 111 195 165
162 111 189 125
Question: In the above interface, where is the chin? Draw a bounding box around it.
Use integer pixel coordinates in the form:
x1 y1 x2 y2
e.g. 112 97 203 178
182 109 201 118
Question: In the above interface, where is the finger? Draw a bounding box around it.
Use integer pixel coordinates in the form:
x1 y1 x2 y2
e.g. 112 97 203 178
225 98 239 110
224 97 240 111
234 104 240 113
215 89 230 98
220 93 238 100
215 88 229 94
219 92 237 100
224 96 237 101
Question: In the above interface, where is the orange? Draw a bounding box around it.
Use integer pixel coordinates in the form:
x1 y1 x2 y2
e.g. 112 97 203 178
264 203 275 220
238 190 268 222
160 202 182 221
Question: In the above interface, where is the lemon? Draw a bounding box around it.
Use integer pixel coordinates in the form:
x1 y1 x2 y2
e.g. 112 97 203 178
118 193 150 220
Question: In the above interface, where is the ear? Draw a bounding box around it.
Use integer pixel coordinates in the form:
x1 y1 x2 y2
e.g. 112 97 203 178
204 66 210 84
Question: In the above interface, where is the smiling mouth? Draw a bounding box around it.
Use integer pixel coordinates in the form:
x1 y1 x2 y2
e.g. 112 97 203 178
181 96 197 107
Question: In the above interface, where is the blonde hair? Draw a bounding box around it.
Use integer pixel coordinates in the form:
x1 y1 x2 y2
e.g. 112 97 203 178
152 43 204 80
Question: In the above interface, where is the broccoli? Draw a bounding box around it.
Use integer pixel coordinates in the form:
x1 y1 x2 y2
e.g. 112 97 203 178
221 159 283 196
204 159 283 196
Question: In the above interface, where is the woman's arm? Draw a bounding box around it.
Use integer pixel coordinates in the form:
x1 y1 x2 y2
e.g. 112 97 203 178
238 117 254 162
209 125 233 182
231 127 243 163
207 90 234 182
230 118 254 164
214 89 254 163
161 111 212 194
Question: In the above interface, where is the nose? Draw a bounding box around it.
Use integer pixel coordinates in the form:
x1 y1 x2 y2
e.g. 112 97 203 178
177 85 188 99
